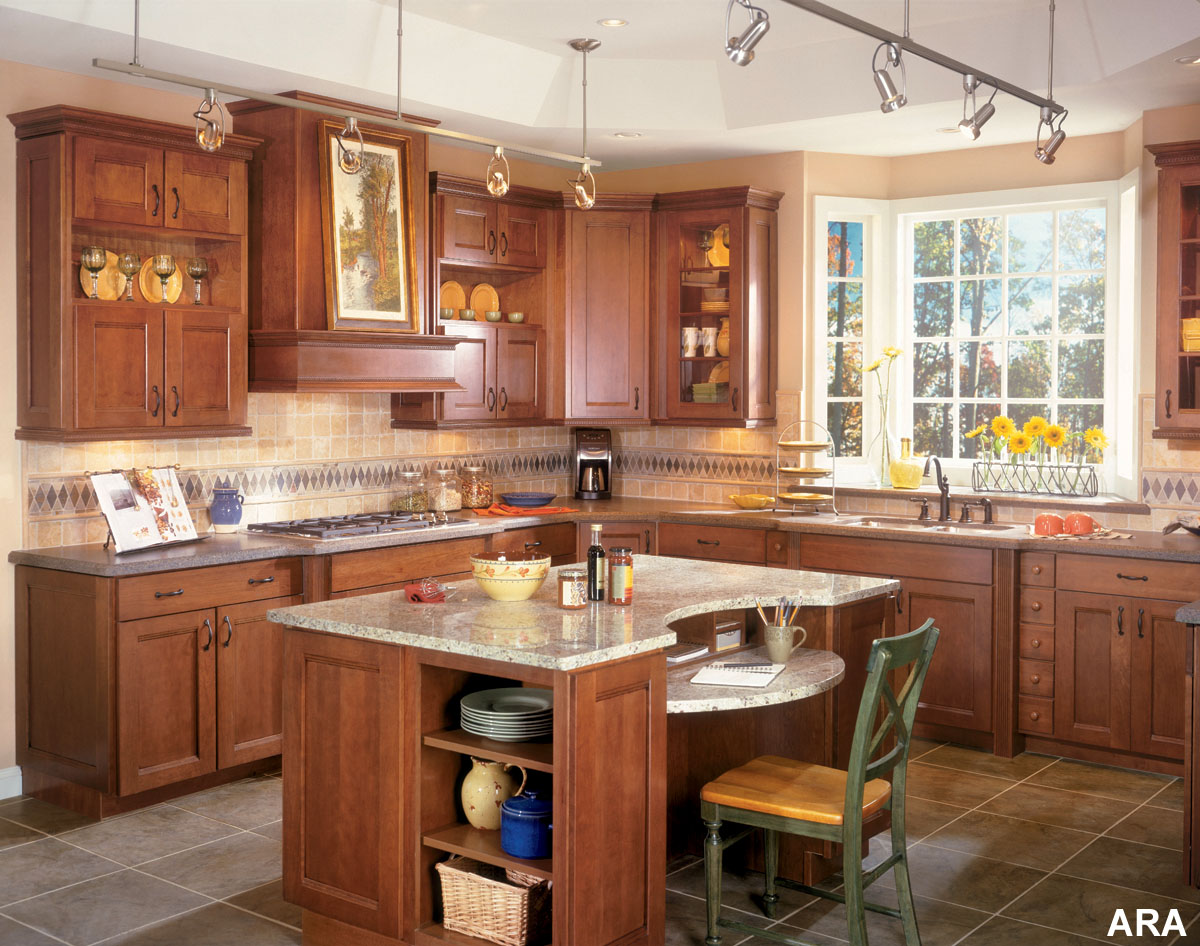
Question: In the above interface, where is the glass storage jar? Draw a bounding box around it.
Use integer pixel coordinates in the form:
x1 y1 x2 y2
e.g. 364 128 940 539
392 470 428 514
461 465 493 509
428 468 463 514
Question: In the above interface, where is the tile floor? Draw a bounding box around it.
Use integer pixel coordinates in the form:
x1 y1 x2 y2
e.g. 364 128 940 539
0 742 1194 945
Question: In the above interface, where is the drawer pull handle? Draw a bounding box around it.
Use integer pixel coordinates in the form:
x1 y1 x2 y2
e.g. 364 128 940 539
1166 389 1173 419
1117 573 1149 582
155 588 184 598
774 542 783 552
1031 565 1042 575
171 385 180 417
1030 711 1041 722
151 183 160 217
1137 608 1144 639
500 231 508 258
248 576 275 585
487 387 496 411
634 385 640 411
697 539 721 546
151 385 161 418
1031 639 1041 649
222 614 233 647
201 617 213 652
524 541 542 549
645 529 651 550
499 387 508 411
1030 601 1042 612
1030 674 1041 684
1117 605 1125 636
487 230 497 254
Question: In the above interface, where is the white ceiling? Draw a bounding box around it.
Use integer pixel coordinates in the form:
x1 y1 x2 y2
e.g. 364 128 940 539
1 0 1199 169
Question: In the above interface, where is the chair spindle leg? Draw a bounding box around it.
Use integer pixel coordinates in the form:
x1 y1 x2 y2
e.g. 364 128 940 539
704 817 724 946
762 828 780 919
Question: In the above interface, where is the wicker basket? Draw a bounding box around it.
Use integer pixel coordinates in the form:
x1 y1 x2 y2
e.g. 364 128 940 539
436 856 551 946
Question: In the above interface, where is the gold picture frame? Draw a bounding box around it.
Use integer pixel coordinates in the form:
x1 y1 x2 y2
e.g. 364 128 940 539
318 120 420 332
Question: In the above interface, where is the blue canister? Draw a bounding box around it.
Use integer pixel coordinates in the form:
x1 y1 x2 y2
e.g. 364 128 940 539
500 790 552 859
209 487 244 534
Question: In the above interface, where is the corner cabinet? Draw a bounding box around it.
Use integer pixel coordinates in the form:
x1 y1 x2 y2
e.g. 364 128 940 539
1149 140 1200 436
653 187 781 428
10 105 257 441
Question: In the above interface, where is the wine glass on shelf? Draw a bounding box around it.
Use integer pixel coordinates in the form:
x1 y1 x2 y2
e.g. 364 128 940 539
696 229 714 259
80 246 106 299
117 253 140 301
152 254 175 303
186 257 208 306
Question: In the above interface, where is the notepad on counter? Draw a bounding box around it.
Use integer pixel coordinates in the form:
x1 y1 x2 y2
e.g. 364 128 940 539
689 660 785 688
665 642 711 664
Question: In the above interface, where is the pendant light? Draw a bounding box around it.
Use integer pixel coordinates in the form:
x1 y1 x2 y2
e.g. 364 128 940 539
1033 0 1067 164
958 75 997 140
567 38 601 211
872 43 907 113
193 87 225 152
724 0 771 66
335 116 365 174
486 146 511 197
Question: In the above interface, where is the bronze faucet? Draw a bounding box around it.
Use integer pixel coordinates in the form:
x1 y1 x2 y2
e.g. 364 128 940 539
922 456 952 521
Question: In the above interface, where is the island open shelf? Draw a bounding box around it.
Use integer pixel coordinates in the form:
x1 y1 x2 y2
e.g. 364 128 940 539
422 822 553 881
422 729 555 774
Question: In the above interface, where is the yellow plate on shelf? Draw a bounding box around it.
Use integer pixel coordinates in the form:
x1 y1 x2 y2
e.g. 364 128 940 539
469 282 500 315
78 250 127 301
138 257 182 304
778 467 831 478
777 439 831 450
779 492 827 503
708 361 730 383
729 494 775 510
706 224 730 267
439 280 467 311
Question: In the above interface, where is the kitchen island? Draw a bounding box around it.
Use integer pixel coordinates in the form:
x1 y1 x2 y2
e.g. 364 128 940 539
267 555 897 946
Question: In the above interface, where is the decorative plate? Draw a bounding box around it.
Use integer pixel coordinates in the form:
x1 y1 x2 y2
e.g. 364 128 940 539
708 361 730 383
470 282 500 315
778 492 827 503
439 279 467 311
138 257 182 304
500 492 556 507
778 467 831 478
777 439 831 451
78 250 127 301
706 224 731 267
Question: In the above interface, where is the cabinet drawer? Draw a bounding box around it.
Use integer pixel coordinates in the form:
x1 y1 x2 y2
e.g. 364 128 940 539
1019 624 1055 660
494 523 576 560
1020 588 1054 625
1019 659 1055 698
1056 553 1200 602
1019 552 1055 587
1018 696 1054 735
118 558 301 621
658 522 766 564
330 536 488 593
765 530 789 566
798 533 992 584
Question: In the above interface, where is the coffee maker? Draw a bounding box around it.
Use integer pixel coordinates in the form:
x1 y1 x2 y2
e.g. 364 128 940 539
573 428 612 500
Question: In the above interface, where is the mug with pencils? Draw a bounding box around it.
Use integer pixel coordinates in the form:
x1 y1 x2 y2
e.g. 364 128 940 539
757 597 805 663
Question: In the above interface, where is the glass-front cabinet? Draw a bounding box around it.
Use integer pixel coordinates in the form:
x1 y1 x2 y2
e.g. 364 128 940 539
655 188 781 427
1150 141 1200 435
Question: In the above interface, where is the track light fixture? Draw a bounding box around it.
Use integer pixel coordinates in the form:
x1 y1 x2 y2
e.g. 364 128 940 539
335 116 365 174
1035 106 1067 164
567 38 601 210
872 42 907 113
725 0 771 66
485 146 511 197
193 88 225 152
958 75 997 140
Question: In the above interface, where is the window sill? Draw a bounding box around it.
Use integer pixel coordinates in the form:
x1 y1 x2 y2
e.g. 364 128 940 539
806 483 1149 516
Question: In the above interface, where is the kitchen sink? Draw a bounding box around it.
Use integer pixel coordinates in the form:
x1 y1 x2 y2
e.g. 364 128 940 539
831 516 1023 533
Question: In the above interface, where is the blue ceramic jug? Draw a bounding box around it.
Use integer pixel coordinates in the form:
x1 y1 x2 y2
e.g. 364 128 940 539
210 487 244 533
500 790 552 859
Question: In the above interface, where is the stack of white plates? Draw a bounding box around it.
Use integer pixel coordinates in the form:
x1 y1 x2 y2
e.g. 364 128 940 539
460 687 553 742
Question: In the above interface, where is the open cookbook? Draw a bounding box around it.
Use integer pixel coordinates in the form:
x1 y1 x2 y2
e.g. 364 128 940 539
90 467 200 553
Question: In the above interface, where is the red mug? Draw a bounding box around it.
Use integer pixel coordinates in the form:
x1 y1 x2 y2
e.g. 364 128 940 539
1064 513 1096 535
1034 514 1064 536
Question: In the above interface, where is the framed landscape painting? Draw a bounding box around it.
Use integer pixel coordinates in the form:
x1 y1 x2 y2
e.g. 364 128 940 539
318 120 420 332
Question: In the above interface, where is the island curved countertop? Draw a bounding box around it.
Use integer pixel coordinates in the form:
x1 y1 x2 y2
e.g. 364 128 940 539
267 554 899 672
666 645 845 713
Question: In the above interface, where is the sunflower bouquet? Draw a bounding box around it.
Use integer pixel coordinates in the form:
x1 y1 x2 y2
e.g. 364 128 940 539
964 414 1110 464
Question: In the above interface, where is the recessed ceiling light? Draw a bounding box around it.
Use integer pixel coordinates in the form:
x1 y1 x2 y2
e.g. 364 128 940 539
613 131 642 138
598 18 628 27
936 127 960 134
1176 54 1200 65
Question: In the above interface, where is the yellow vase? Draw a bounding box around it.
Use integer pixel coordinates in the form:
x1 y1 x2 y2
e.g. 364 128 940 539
716 317 730 357
889 437 924 490
461 757 527 830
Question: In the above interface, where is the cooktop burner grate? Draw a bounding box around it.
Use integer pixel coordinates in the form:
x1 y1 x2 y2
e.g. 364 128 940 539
246 512 469 540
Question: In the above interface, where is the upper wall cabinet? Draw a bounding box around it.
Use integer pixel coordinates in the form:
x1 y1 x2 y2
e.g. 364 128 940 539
440 191 547 270
9 105 257 441
1149 140 1200 437
653 187 782 428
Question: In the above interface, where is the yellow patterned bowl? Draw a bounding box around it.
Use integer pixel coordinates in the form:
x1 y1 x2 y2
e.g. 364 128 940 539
729 494 775 510
470 551 552 601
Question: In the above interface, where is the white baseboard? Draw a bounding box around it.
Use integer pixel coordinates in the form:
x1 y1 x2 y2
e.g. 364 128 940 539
0 766 22 801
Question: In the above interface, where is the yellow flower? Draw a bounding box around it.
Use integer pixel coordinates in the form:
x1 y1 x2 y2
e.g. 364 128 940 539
1007 432 1032 454
1084 427 1110 450
864 358 883 372
964 423 986 439
1023 416 1048 438
882 346 903 359
1043 424 1067 448
991 416 1016 438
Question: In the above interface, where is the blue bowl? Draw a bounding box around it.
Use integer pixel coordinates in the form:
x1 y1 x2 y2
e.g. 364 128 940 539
500 492 556 508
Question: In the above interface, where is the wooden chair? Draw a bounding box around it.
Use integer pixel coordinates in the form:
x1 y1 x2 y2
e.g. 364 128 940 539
700 619 940 946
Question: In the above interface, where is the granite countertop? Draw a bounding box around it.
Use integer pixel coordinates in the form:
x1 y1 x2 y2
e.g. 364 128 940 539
266 554 899 672
666 645 845 714
1177 601 1200 625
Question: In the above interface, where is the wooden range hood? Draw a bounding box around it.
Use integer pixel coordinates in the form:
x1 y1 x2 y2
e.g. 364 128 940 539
228 91 461 393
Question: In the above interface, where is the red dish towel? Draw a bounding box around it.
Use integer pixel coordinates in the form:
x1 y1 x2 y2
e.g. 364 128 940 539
473 503 578 516
403 582 446 603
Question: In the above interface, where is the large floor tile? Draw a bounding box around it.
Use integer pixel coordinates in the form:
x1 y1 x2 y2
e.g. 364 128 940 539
0 817 45 852
0 837 120 907
137 833 281 900
667 858 816 920
978 783 1136 834
1057 836 1200 904
907 738 944 761
1106 804 1184 851
61 805 239 866
665 889 779 946
920 810 1095 871
1003 873 1196 946
225 881 302 930
101 902 301 946
249 820 282 842
876 843 1045 912
905 763 1013 809
170 778 281 830
780 887 989 946
4 868 208 946
903 797 968 842
0 798 98 836
0 914 63 946
1028 760 1173 804
917 745 1057 782
959 915 1108 946
1147 778 1186 813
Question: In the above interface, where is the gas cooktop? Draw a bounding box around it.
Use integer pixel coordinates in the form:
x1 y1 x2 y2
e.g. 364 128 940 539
246 512 470 540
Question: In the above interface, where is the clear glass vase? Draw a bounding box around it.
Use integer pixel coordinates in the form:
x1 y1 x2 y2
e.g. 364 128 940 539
867 427 896 487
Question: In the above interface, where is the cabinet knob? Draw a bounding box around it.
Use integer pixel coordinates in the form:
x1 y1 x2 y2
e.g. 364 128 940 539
1031 565 1042 575
1031 601 1042 612
1030 711 1041 722
1030 674 1040 684
1031 639 1041 649
773 542 782 552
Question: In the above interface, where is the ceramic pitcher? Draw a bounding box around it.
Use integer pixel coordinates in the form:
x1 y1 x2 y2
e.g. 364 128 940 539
461 757 527 830
209 487 244 534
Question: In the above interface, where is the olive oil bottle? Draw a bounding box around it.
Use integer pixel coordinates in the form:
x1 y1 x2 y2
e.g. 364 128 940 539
586 523 606 601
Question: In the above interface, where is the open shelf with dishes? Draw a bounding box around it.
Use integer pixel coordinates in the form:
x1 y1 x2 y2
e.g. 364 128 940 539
775 420 838 515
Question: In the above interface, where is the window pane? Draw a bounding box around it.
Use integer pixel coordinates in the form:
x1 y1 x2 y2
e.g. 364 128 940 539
827 221 863 278
1008 403 1052 430
913 342 952 397
913 402 953 458
958 279 1002 337
1059 208 1106 270
959 217 1003 275
827 341 862 397
1008 212 1053 273
1057 403 1104 440
1058 339 1105 398
913 282 953 336
1009 276 1052 335
913 220 954 277
827 282 863 337
1059 274 1105 334
1008 340 1051 398
828 400 862 457
959 403 1000 458
959 341 1000 398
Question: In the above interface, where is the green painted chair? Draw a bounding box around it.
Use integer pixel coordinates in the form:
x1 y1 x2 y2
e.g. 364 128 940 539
700 618 940 946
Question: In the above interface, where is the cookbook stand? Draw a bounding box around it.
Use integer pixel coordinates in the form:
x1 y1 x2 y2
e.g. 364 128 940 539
774 420 838 515
88 465 206 554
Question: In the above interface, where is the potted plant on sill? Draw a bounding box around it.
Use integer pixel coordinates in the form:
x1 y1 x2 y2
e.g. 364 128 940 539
967 414 1110 497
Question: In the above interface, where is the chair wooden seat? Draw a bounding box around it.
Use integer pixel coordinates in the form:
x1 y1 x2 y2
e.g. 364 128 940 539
701 755 892 826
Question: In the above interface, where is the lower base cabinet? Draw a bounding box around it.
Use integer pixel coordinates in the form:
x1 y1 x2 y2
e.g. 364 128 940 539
575 519 656 561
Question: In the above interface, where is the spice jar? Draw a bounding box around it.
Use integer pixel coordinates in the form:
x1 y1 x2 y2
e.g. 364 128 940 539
461 465 493 509
557 568 587 610
607 547 633 605
428 468 463 513
392 470 428 514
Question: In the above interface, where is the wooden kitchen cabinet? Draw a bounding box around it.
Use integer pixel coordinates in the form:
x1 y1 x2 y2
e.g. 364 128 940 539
440 192 548 269
576 520 656 560
657 521 771 564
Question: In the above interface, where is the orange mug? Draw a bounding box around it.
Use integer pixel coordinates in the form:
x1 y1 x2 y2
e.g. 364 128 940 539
1064 513 1096 535
1034 514 1064 536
